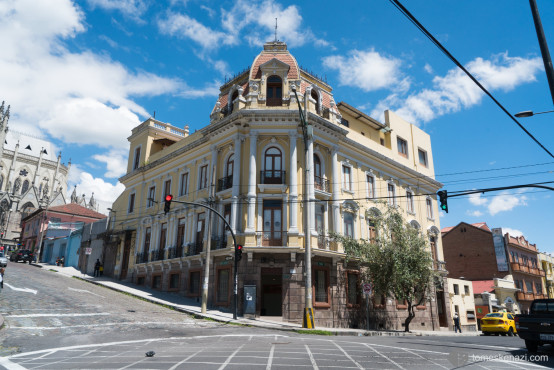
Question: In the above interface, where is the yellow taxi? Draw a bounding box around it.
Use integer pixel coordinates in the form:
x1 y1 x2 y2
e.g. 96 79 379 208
481 312 517 336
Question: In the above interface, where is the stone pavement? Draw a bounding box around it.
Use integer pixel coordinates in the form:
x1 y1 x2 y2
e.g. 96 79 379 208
6 262 480 337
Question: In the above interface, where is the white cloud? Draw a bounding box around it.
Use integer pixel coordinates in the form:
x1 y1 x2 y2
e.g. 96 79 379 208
501 227 524 238
87 0 148 21
179 81 221 99
468 192 488 206
487 191 527 216
68 169 125 214
93 149 128 178
370 53 542 124
467 210 483 217
159 0 328 57
158 12 236 52
0 0 181 147
322 49 409 92
424 63 433 74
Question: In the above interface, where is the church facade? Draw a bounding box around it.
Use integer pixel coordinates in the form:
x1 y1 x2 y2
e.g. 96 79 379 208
110 42 449 330
0 102 70 253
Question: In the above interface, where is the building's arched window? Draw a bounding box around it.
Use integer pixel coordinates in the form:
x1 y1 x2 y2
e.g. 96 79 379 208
229 90 239 113
262 147 283 184
311 89 320 114
344 212 354 238
266 75 282 106
21 180 29 195
314 154 324 191
226 154 234 178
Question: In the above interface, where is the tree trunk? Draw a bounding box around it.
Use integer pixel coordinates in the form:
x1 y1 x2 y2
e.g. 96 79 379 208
404 302 416 332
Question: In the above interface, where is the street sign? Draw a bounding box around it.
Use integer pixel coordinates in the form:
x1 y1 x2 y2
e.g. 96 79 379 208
225 256 233 261
85 248 92 255
362 283 373 296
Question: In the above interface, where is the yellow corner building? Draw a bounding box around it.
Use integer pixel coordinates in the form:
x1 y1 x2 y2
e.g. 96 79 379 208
110 41 447 330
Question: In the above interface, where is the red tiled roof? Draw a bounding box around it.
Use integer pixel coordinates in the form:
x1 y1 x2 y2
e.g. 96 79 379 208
442 222 490 234
250 53 299 80
472 280 495 294
48 203 107 219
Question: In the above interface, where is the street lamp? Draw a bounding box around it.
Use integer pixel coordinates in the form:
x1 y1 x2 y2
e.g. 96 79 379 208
514 109 554 118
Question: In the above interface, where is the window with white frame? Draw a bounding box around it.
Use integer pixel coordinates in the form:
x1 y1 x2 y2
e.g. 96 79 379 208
366 174 375 199
397 137 408 158
387 183 396 206
342 164 352 191
426 197 433 219
179 172 189 196
406 190 414 213
147 186 155 208
163 179 172 198
418 148 428 167
128 193 135 213
199 165 208 189
343 212 354 238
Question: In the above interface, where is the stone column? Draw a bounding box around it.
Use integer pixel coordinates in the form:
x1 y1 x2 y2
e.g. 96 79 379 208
231 134 242 234
331 146 341 233
288 131 299 234
245 131 257 234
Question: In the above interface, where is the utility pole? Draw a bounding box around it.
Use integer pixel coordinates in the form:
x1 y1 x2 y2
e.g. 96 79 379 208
529 0 554 106
201 165 216 313
291 84 314 329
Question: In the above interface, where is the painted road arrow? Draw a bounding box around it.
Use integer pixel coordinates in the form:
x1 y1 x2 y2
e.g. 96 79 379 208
4 283 37 294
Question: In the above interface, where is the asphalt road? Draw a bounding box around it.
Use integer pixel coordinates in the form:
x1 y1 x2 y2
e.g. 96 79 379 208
1 261 553 369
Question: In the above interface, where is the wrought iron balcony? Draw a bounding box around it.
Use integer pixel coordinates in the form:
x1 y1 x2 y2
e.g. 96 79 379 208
210 235 228 250
256 231 288 246
314 176 330 193
150 250 162 262
217 175 233 192
186 241 204 256
167 246 183 259
260 170 286 185
135 252 148 264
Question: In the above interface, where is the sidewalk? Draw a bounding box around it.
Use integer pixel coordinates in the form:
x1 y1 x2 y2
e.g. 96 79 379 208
26 263 480 337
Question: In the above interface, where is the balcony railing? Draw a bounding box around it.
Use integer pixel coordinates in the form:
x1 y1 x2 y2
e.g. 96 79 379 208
510 262 545 277
433 260 447 272
317 235 327 249
167 246 184 259
516 291 536 302
260 170 286 185
135 252 149 264
150 250 162 262
314 176 330 193
217 175 233 192
256 231 288 246
186 241 203 256
210 236 228 250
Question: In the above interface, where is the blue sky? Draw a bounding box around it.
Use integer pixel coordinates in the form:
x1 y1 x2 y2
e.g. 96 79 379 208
1 0 553 253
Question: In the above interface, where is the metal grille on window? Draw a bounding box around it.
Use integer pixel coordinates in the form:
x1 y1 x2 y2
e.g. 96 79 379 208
217 269 229 302
315 270 327 302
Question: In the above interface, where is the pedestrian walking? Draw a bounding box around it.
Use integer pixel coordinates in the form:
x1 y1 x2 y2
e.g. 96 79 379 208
453 313 462 333
0 267 4 290
94 259 101 277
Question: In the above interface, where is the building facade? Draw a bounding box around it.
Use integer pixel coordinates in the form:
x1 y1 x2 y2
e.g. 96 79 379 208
0 101 71 252
442 222 545 313
110 41 446 329
21 203 106 261
447 278 477 331
539 252 554 298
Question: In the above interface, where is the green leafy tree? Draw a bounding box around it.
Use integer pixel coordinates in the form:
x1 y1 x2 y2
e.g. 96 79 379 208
333 204 435 332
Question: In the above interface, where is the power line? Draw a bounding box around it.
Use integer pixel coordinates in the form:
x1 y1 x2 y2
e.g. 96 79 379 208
389 0 554 159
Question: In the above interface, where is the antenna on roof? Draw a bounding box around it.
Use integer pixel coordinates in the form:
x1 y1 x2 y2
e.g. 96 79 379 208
275 18 278 42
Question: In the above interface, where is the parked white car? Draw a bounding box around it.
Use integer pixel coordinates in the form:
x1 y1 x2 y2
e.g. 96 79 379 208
0 251 7 267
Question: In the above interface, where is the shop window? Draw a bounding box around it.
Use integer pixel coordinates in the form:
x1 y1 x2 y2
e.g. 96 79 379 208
313 267 330 308
169 273 180 290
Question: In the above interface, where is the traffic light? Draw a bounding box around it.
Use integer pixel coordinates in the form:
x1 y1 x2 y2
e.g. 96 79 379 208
235 244 243 262
164 194 173 214
438 190 448 213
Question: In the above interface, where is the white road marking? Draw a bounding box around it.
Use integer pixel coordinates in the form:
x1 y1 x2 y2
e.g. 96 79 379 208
217 343 245 370
7 313 110 318
362 342 405 369
332 341 365 369
68 287 105 297
168 348 205 370
0 357 26 370
304 344 319 370
266 344 275 370
3 283 37 294
399 347 448 369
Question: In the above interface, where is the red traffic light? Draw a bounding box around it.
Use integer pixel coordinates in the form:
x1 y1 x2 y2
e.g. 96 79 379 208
237 245 242 250
165 194 173 202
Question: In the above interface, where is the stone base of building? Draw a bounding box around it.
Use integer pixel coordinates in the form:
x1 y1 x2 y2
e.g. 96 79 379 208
132 251 445 331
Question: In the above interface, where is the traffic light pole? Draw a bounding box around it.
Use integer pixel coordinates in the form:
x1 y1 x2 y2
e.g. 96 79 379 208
169 199 239 319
